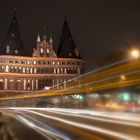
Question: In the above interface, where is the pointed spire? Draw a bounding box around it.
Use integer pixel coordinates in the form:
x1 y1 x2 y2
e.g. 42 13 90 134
49 33 53 44
1 9 25 56
14 8 17 16
57 15 78 58
43 25 47 40
37 33 41 43
64 14 67 23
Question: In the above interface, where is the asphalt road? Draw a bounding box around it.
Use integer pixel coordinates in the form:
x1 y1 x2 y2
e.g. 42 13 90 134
0 108 140 140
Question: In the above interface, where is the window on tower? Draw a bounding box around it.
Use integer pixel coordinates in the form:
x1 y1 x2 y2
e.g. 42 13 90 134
6 45 10 54
41 48 43 53
15 49 18 54
47 48 49 53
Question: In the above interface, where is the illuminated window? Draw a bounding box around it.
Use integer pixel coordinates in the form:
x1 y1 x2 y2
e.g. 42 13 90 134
61 68 63 73
47 48 49 53
15 67 17 73
34 68 37 74
27 61 30 64
30 68 33 73
41 48 43 53
78 68 80 74
5 65 9 72
19 67 21 73
57 68 60 74
33 61 37 64
23 67 25 73
6 45 10 53
53 61 55 65
64 68 67 74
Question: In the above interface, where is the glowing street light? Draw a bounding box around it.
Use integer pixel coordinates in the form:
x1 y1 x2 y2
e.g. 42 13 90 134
130 49 140 59
120 75 126 80
44 86 50 90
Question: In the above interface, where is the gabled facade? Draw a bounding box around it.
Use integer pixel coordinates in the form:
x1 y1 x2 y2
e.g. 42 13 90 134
0 10 84 97
32 33 57 58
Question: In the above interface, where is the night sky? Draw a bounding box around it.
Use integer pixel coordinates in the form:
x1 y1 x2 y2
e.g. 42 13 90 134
0 0 140 71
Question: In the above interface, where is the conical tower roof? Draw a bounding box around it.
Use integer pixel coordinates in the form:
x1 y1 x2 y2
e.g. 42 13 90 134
57 16 78 58
0 9 25 56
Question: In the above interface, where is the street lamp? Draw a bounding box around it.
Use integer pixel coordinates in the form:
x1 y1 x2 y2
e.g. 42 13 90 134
130 49 140 59
44 86 50 90
120 75 126 80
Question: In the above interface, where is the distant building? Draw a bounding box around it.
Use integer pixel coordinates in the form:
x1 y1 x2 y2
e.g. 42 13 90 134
0 10 84 96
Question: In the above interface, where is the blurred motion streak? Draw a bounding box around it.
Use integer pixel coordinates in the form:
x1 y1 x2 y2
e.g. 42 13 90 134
1 58 140 100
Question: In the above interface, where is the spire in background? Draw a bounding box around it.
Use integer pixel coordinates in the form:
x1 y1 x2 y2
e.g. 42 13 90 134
64 14 68 23
43 25 47 41
14 8 17 16
37 33 41 43
57 15 79 58
1 9 25 55
49 33 53 44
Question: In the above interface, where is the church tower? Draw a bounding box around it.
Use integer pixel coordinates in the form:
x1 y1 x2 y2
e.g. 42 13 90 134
57 16 81 58
1 9 25 56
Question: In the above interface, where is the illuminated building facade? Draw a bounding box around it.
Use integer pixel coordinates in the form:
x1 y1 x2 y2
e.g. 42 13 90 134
0 10 84 96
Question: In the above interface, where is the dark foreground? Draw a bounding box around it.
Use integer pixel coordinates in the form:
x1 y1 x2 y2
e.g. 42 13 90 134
0 108 140 140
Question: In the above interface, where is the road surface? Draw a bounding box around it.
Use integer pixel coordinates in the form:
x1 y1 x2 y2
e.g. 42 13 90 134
0 108 140 140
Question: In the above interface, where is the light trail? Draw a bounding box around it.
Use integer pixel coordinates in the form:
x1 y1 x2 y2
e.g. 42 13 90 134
45 108 140 126
24 110 134 140
16 115 53 140
3 108 140 139
1 67 140 101
34 58 132 94
50 70 140 93
1 58 140 101
4 107 140 122
15 113 72 140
